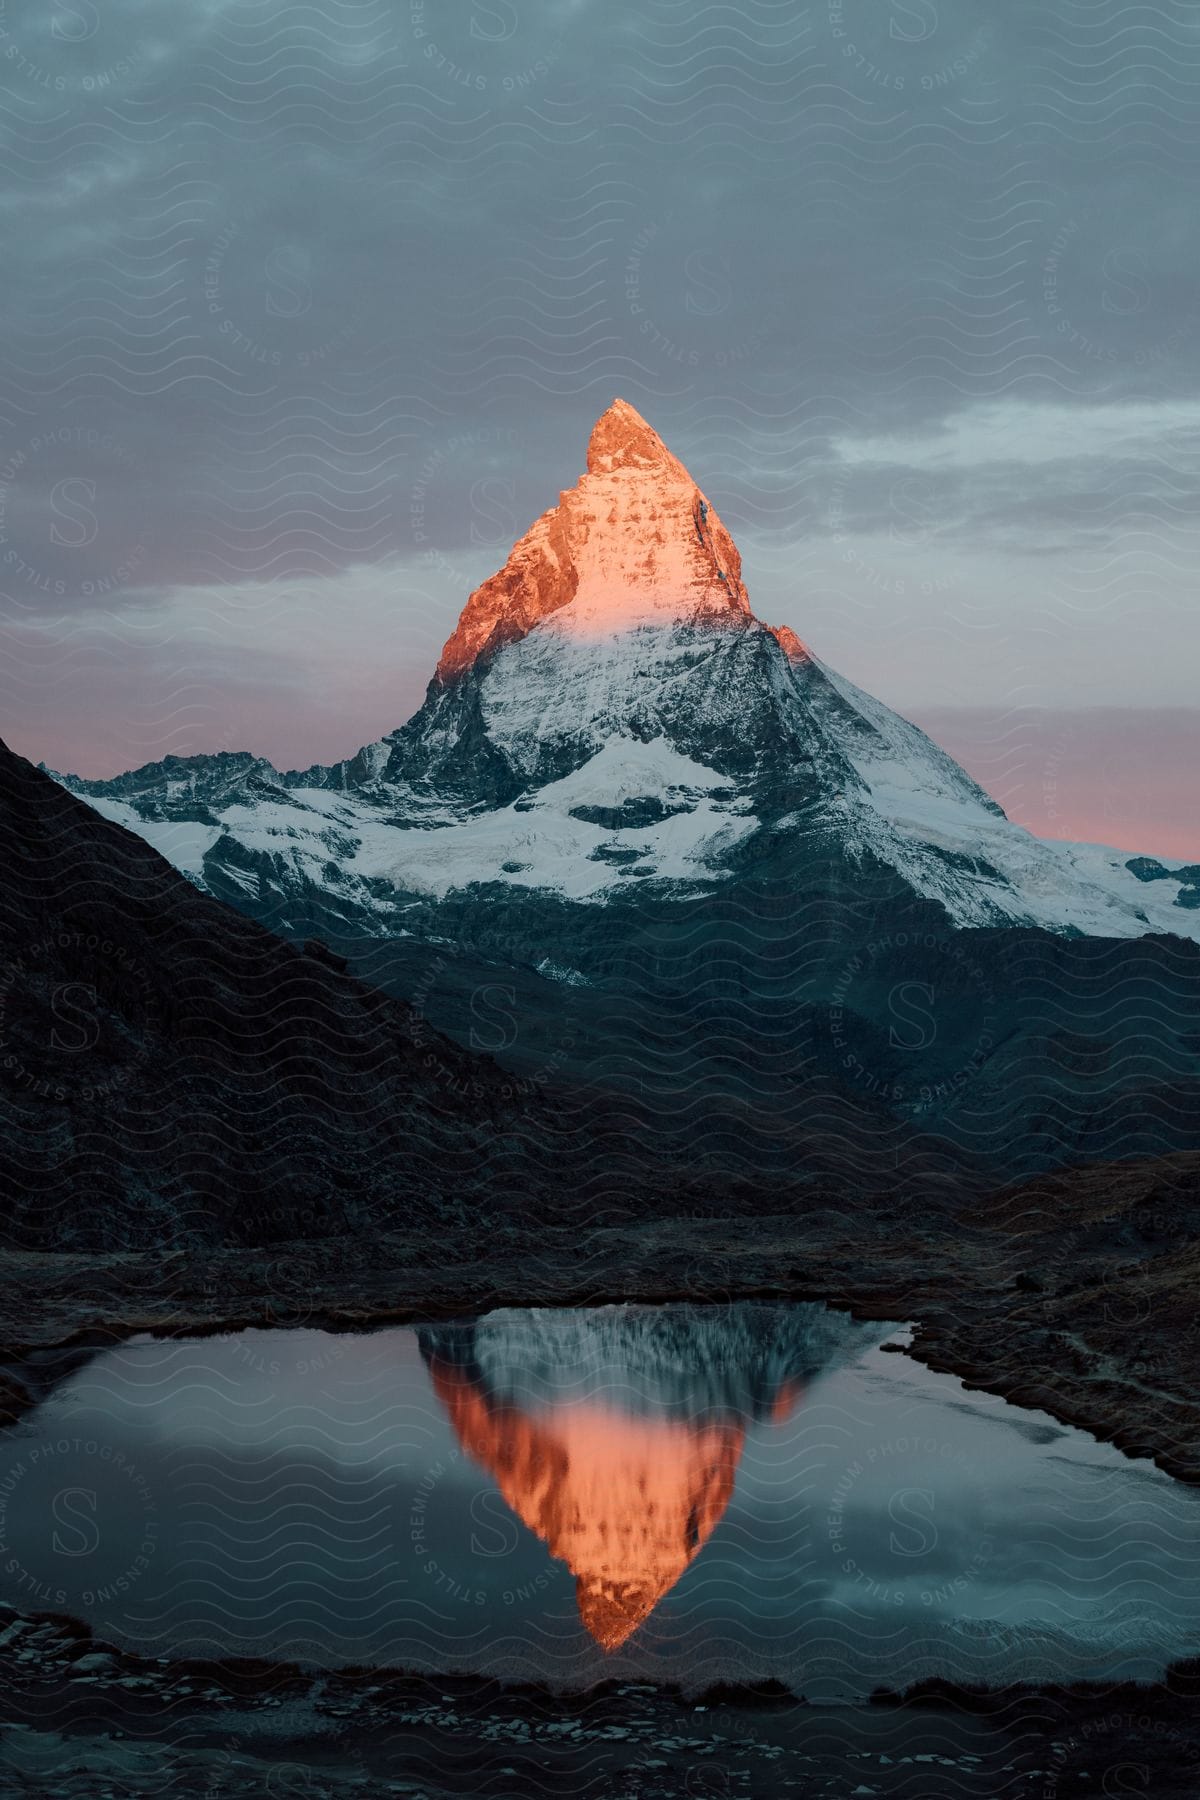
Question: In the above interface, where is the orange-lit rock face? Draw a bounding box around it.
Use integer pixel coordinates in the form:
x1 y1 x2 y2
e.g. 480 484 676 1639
436 399 805 682
428 1358 745 1650
770 623 809 665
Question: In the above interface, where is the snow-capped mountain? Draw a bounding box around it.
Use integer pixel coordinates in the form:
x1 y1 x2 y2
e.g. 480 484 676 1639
53 399 1200 951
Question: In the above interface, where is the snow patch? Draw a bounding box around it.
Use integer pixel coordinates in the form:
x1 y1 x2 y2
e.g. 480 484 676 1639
85 798 222 880
368 738 755 901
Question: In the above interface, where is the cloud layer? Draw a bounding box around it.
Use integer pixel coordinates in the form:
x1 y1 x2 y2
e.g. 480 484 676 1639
1 0 1197 849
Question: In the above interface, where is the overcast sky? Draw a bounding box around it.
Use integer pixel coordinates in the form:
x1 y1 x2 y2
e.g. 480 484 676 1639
2 0 1198 855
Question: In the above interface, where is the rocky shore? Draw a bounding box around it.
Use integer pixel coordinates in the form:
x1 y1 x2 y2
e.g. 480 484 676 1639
2 1149 1196 1482
2 1592 1198 1797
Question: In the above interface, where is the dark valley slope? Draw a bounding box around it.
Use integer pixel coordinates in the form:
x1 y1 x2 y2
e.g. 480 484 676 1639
0 737 655 1253
1 738 990 1255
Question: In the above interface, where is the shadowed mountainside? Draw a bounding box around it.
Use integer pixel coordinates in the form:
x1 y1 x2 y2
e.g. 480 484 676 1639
1 739 990 1254
0 737 669 1252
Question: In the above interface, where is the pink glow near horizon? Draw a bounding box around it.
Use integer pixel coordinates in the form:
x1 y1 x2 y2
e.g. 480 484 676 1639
915 707 1200 864
11 642 1196 865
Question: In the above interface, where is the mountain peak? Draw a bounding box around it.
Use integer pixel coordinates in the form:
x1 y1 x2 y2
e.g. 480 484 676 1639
435 401 763 682
585 397 685 477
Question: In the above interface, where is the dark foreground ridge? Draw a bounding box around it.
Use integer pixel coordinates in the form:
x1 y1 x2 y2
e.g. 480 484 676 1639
1 735 1003 1255
0 736 675 1251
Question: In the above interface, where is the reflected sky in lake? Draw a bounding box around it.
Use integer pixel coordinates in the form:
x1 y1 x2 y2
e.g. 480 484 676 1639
1 1302 1198 1699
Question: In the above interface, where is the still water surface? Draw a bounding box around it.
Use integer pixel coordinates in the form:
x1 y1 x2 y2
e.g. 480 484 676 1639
1 1302 1197 1699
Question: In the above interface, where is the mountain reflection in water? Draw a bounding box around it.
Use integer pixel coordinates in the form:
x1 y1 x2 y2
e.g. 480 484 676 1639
418 1302 877 1649
8 1305 1200 1694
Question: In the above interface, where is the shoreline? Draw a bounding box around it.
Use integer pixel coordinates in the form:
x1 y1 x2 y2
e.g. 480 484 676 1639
2 1172 1197 1483
2 1594 1198 1797
2 1197 1197 1792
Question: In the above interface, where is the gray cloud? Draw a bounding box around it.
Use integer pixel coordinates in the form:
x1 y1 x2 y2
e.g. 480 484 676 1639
2 0 1200 785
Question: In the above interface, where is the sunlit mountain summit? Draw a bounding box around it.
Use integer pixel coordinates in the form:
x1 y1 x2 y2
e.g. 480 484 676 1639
55 399 1200 944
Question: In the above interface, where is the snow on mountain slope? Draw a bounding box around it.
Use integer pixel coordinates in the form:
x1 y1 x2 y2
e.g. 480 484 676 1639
50 399 1200 946
76 800 224 880
371 740 757 902
85 739 753 907
807 660 1200 937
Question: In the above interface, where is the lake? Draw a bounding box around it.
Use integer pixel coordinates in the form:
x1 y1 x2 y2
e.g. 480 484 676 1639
1 1301 1196 1700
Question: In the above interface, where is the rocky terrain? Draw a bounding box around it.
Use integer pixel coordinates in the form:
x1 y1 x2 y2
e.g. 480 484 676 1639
1 1590 1198 1797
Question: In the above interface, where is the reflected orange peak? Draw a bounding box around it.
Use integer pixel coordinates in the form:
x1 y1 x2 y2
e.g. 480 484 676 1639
429 1358 745 1650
